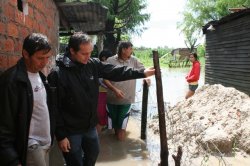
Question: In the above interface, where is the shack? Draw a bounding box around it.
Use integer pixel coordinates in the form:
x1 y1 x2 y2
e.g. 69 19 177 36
171 48 191 60
0 1 108 165
0 0 108 72
168 48 194 67
203 8 250 95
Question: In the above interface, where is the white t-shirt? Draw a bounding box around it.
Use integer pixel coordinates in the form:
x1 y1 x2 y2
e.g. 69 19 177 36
27 72 51 148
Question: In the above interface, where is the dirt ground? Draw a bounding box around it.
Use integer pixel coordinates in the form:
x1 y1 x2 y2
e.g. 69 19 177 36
149 84 250 166
49 84 250 166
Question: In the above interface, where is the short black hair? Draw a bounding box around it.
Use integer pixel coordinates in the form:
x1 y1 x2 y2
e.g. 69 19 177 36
117 41 133 56
99 50 113 61
68 32 92 52
23 33 51 56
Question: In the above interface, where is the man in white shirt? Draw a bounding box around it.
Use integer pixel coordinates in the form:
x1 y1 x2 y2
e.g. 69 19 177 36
0 33 55 166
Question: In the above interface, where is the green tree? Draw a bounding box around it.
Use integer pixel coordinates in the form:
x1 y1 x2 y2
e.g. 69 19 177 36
93 0 150 53
59 36 70 44
178 0 250 50
197 44 205 57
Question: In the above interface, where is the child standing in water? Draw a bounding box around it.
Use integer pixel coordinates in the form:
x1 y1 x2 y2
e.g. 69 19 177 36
185 52 200 99
96 50 113 133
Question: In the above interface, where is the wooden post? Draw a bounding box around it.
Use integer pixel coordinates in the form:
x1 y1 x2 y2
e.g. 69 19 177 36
153 50 169 166
172 146 183 166
141 79 149 140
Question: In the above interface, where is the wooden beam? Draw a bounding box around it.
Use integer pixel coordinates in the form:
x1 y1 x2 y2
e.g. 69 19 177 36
153 50 169 166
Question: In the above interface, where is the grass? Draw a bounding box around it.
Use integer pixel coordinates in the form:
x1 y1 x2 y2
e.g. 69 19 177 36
134 48 206 68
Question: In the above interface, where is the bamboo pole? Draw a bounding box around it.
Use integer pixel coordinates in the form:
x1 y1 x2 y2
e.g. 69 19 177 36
152 50 169 166
141 79 149 140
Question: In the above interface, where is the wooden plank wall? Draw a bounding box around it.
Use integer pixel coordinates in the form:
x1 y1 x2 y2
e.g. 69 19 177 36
205 15 250 95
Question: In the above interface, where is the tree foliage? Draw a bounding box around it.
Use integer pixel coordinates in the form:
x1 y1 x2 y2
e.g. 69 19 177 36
93 0 150 53
178 0 250 50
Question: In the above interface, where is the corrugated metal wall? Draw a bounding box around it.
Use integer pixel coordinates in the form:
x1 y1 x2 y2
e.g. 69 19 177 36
205 15 250 95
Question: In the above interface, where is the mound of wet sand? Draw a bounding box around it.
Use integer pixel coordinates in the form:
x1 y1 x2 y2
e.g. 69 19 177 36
149 84 250 156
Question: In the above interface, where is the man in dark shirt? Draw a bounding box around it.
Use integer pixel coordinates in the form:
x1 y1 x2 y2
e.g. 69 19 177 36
49 32 155 166
0 33 55 166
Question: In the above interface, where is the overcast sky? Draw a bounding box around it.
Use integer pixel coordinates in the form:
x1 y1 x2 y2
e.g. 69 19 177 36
132 0 187 48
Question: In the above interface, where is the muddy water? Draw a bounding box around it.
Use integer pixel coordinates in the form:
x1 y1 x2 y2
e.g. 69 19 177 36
132 68 250 166
96 68 250 165
97 68 205 165
133 68 204 116
96 117 153 165
50 68 250 165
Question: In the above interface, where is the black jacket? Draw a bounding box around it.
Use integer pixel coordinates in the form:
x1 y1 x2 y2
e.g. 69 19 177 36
49 53 145 141
0 58 56 166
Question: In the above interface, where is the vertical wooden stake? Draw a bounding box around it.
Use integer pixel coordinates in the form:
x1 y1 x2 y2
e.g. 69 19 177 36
141 79 149 140
153 50 169 166
172 146 183 166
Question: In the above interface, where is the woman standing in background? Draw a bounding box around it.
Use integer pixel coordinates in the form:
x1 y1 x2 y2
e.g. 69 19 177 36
185 52 200 99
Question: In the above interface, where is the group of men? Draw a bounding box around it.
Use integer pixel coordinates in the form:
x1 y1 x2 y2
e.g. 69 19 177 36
0 32 155 166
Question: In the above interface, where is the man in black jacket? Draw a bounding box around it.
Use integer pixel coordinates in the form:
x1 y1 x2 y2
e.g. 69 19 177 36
49 32 155 166
0 33 55 166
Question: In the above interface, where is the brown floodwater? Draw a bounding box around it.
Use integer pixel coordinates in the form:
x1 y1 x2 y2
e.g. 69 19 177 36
96 68 250 166
97 68 202 165
96 117 153 166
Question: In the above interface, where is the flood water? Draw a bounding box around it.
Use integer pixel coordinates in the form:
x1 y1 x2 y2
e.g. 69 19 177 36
50 67 249 165
96 117 152 166
96 67 250 166
96 68 205 165
132 68 205 117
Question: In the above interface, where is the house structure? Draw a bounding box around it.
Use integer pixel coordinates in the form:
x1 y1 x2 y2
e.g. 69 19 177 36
171 48 191 61
0 0 108 73
169 48 195 67
203 8 250 95
0 0 108 165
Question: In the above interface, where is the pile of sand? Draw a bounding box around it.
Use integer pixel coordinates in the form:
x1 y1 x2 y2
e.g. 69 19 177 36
149 84 250 157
